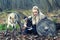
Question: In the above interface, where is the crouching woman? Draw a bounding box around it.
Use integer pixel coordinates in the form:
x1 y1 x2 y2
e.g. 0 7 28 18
32 6 56 37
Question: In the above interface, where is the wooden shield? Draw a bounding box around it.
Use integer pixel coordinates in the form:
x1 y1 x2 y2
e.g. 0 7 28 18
36 18 56 37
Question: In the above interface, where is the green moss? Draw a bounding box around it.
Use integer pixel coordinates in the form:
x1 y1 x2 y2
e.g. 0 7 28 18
0 24 20 31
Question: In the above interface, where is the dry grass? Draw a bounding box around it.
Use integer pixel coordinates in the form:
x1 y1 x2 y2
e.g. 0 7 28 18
0 9 60 24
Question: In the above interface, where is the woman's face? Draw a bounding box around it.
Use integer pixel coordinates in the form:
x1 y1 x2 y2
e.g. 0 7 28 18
32 9 38 16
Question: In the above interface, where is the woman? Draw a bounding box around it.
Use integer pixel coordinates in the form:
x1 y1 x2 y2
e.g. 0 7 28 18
23 6 46 35
31 6 47 35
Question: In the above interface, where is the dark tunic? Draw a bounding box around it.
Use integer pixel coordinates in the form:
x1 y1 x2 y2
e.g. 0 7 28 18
23 18 38 35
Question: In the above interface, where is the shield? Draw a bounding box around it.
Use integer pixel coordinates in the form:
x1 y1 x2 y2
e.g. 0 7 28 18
36 18 56 37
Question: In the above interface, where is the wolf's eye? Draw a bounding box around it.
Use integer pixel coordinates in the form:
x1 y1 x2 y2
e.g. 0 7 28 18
15 15 16 19
10 16 11 19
